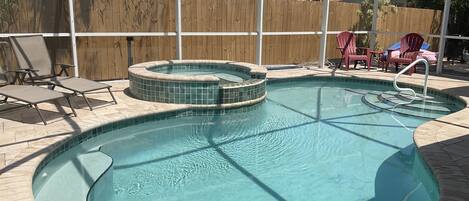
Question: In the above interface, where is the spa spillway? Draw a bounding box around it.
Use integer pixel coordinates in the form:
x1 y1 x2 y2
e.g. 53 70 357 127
128 60 267 106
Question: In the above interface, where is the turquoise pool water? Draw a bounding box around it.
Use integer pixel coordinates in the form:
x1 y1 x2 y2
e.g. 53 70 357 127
172 70 246 83
34 79 457 201
150 67 250 83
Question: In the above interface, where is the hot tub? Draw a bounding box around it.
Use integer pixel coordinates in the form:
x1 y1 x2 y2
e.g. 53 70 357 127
128 60 267 106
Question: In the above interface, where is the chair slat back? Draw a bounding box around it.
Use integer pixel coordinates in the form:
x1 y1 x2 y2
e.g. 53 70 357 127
400 33 424 59
9 35 54 78
337 31 357 56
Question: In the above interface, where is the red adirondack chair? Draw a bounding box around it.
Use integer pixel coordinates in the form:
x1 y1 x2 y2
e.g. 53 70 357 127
336 31 371 71
385 33 424 75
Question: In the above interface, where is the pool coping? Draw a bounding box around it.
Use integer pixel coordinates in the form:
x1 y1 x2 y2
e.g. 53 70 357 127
128 59 268 82
1 68 469 201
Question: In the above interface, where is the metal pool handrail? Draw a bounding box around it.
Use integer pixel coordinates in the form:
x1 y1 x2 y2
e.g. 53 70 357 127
393 58 429 102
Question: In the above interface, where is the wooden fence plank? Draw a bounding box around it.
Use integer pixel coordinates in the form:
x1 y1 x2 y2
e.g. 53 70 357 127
181 0 256 32
183 36 255 63
262 35 321 64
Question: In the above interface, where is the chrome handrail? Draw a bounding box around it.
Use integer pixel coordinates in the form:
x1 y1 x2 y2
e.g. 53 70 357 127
393 58 429 102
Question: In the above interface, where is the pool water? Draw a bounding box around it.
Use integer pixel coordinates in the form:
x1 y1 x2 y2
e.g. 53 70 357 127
151 67 250 83
172 70 246 83
34 80 447 201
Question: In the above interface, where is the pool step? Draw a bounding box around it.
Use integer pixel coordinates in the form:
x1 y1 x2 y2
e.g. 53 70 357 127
382 91 452 106
378 91 454 114
34 150 113 201
362 91 456 119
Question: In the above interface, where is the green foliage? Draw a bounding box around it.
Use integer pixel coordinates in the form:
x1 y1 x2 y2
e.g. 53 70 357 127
0 0 19 30
355 0 396 49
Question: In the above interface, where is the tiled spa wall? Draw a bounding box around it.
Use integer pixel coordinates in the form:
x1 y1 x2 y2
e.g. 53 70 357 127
220 79 266 104
129 74 220 104
129 74 266 105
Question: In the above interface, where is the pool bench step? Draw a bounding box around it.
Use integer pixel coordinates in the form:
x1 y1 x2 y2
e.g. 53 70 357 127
362 92 454 119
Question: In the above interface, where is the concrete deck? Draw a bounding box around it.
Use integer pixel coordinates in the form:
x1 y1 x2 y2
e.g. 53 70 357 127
1 67 469 201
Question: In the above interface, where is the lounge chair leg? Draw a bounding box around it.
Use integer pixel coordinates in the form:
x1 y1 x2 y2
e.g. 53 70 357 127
33 104 47 125
65 97 77 117
19 73 26 85
108 88 117 104
82 93 93 111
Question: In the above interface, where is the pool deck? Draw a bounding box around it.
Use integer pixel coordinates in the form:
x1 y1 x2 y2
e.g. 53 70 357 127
1 67 469 201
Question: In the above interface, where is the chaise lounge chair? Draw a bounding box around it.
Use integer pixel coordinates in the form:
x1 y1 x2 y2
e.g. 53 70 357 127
9 35 117 111
0 73 76 125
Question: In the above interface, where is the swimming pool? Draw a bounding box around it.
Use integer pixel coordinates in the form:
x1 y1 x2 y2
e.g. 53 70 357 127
33 78 464 201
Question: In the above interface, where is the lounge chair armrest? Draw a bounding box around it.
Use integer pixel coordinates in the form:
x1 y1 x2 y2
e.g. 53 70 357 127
12 68 39 73
7 69 27 74
56 63 74 68
7 70 26 78
7 69 38 84
55 63 74 77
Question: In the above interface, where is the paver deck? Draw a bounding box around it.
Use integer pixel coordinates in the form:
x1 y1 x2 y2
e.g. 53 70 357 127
1 67 469 201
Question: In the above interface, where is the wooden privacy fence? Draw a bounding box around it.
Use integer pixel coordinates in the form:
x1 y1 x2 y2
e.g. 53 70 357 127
0 0 442 81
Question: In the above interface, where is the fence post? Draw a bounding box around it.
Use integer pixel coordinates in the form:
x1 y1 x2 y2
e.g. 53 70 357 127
370 0 379 49
437 0 451 74
68 0 79 77
176 0 182 60
319 0 330 68
256 0 264 65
